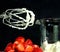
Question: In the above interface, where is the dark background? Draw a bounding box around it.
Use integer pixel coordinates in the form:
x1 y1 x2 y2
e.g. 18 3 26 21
0 0 60 18
0 0 60 51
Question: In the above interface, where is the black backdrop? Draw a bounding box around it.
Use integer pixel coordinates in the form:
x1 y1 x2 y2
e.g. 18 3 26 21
0 0 60 50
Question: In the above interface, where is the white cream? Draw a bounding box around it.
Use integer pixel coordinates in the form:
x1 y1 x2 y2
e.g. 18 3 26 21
41 41 60 52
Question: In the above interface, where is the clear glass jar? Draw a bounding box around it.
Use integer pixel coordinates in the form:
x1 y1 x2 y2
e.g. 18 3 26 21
40 18 60 44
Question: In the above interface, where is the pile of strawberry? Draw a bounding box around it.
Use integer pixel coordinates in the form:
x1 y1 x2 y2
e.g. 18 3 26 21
4 36 43 52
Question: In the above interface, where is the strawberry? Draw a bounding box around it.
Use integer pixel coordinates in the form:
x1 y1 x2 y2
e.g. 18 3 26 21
24 45 33 52
16 43 24 52
4 42 14 52
33 44 43 52
4 36 43 52
25 39 33 45
15 36 25 43
13 41 20 49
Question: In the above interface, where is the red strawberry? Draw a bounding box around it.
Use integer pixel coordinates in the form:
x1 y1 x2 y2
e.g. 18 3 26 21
15 36 25 43
16 43 24 52
25 39 33 45
4 37 43 52
33 44 43 52
33 44 39 48
13 41 19 49
4 42 14 52
13 37 25 49
24 45 34 52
